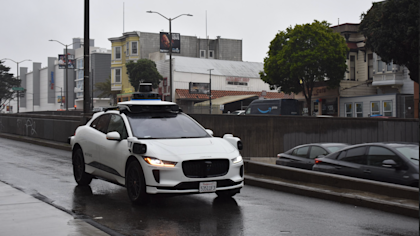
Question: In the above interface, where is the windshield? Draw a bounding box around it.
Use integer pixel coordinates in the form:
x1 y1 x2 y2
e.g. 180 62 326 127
325 145 348 153
396 146 419 165
127 113 211 139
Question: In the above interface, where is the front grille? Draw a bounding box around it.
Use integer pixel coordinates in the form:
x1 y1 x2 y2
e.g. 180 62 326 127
182 159 229 178
157 180 242 190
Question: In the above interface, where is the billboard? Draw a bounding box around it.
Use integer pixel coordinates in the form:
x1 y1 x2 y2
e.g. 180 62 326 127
58 54 75 69
160 32 180 53
189 82 210 94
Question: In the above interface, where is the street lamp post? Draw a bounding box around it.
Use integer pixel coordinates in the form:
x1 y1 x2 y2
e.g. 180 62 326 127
208 69 213 114
1 58 31 113
49 40 74 111
55 86 64 109
147 11 192 102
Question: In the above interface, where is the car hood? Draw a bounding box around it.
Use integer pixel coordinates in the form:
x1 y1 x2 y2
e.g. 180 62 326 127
140 137 238 160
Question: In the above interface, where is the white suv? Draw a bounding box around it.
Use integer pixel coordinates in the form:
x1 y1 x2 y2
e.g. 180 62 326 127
70 91 244 204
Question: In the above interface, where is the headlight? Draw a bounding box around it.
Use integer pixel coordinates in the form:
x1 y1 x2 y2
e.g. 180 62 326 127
231 156 243 164
143 157 177 167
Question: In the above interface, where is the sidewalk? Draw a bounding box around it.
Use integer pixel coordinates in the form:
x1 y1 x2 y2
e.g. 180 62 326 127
0 181 111 236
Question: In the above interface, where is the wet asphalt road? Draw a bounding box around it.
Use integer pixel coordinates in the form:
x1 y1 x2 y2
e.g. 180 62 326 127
0 137 418 236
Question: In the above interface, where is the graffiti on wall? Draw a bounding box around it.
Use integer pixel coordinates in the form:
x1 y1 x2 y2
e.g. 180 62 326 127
17 118 38 137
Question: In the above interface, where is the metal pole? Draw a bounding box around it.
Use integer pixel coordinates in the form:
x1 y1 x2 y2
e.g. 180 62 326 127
17 62 19 113
169 19 172 102
208 69 213 114
65 45 68 111
83 0 91 114
61 87 63 108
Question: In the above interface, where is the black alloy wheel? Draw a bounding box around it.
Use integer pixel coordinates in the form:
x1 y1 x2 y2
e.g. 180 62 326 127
126 160 149 204
72 148 93 186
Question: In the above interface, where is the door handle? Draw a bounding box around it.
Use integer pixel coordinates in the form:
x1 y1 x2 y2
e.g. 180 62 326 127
363 169 371 173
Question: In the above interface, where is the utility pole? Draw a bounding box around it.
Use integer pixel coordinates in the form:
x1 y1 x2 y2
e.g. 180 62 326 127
83 0 91 114
208 69 213 114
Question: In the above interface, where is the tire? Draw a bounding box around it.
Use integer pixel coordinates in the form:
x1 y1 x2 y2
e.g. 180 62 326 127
216 188 240 198
72 148 93 186
126 160 149 204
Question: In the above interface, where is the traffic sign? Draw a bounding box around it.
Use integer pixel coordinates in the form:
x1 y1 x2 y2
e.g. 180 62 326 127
12 87 25 91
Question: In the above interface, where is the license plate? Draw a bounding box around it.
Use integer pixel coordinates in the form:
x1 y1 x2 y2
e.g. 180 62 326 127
199 182 217 193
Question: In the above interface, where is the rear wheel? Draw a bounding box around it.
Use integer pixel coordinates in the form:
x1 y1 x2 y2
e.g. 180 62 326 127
72 148 93 186
126 161 149 204
216 188 240 198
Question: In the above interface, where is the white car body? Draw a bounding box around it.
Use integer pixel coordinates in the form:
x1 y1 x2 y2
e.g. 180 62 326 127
70 97 244 201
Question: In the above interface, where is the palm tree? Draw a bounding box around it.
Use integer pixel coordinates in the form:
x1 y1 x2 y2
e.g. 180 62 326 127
95 77 118 105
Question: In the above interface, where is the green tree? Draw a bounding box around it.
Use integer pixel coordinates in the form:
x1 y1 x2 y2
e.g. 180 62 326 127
359 0 419 82
95 77 119 105
0 60 20 111
125 59 163 91
260 20 348 114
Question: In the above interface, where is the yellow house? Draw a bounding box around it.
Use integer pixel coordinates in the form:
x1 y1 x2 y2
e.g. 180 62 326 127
108 32 140 102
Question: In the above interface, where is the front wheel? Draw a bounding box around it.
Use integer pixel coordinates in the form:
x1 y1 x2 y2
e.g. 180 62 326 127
126 161 149 204
72 148 93 186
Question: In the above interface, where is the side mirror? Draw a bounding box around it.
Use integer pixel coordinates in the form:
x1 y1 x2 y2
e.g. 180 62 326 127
133 143 147 155
106 131 121 141
382 159 398 168
205 129 214 136
237 141 243 150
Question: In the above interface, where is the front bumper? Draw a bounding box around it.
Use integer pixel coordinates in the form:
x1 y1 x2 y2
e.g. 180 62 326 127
141 160 244 194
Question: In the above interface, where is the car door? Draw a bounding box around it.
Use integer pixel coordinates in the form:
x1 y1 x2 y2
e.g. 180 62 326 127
98 114 130 181
364 146 410 185
81 114 111 165
308 146 329 167
285 146 310 169
334 146 368 179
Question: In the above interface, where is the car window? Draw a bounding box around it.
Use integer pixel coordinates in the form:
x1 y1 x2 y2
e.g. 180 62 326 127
90 117 100 129
325 145 348 153
95 114 111 134
127 113 210 139
107 114 128 139
309 146 328 159
338 147 367 165
396 146 419 165
368 146 404 168
292 146 309 158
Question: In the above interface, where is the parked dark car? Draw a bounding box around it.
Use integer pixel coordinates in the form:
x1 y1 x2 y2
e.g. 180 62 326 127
276 143 349 170
312 142 419 187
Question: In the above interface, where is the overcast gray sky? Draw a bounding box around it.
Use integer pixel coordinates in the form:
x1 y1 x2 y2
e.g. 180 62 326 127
0 0 374 76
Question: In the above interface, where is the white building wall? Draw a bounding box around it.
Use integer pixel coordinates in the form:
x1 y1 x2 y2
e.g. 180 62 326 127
174 71 276 93
400 68 414 94
6 64 68 113
340 94 397 117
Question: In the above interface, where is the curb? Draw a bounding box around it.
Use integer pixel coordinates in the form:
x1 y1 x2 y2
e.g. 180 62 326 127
244 175 418 218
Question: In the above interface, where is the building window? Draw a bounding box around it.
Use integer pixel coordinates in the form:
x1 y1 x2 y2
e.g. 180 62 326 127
227 81 248 86
77 59 83 69
115 68 121 83
115 47 121 60
383 101 392 117
368 54 373 80
371 101 380 116
386 61 393 71
377 57 384 72
345 103 352 117
350 55 355 81
355 103 363 117
126 42 129 55
78 70 84 80
131 42 138 55
200 50 206 58
209 50 214 59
